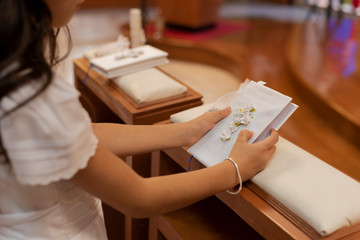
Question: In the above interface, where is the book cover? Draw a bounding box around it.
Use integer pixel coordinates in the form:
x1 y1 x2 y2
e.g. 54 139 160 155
188 81 298 167
90 45 169 78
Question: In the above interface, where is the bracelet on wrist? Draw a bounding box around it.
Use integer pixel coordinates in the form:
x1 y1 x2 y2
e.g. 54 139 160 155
224 157 242 195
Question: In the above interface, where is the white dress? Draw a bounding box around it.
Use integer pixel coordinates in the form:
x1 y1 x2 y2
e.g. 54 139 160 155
0 73 108 239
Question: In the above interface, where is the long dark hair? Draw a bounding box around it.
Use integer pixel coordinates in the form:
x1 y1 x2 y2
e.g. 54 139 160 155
0 0 72 162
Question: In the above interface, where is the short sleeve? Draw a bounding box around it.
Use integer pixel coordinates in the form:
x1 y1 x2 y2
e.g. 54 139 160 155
0 74 98 186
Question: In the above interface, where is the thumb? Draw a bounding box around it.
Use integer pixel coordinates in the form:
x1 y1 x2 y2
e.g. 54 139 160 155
210 106 232 123
200 106 231 124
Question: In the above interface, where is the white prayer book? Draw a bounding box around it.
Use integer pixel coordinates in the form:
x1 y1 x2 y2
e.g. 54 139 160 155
90 45 169 79
188 80 298 167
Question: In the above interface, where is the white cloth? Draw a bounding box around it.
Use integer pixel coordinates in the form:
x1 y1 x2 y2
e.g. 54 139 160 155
0 74 107 239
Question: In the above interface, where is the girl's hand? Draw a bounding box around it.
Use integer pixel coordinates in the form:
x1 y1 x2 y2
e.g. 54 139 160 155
181 108 278 181
184 107 232 147
229 129 279 181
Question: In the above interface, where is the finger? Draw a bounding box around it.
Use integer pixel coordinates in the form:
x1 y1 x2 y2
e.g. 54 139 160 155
218 106 232 118
237 129 254 143
259 129 279 149
266 145 277 159
204 106 231 123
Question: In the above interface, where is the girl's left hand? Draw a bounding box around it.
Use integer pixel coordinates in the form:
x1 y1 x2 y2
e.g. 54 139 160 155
184 107 232 147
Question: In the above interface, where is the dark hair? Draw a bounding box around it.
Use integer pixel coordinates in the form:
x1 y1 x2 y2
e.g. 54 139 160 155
0 0 72 161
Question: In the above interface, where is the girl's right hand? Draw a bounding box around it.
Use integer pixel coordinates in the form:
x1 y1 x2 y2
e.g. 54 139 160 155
228 129 279 181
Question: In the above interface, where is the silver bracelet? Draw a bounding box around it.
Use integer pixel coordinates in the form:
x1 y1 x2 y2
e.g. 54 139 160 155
224 157 242 195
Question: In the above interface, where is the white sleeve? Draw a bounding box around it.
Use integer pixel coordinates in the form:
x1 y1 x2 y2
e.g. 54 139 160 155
0 75 98 186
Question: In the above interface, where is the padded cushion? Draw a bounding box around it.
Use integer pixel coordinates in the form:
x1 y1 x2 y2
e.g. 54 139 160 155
113 68 187 103
170 103 214 123
252 137 360 236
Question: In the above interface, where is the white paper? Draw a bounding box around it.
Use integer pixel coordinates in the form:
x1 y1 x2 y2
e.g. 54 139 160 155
90 45 168 78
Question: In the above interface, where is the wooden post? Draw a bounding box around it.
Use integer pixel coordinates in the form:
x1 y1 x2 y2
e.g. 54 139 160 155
156 0 224 29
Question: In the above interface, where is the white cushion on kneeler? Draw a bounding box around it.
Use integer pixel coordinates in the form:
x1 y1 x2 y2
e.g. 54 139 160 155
170 104 214 123
113 68 187 103
252 137 360 236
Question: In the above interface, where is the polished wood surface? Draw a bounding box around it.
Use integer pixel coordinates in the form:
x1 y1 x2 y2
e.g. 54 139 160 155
287 20 360 146
145 18 360 182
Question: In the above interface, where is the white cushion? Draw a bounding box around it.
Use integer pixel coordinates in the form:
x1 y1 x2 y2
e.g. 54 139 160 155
170 103 214 123
252 137 360 236
113 68 187 103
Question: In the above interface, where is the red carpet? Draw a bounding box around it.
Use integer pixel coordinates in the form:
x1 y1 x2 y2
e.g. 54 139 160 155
146 21 250 42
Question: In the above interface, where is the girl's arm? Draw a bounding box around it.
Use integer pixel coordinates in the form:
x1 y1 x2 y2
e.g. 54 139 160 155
70 128 278 218
91 108 231 156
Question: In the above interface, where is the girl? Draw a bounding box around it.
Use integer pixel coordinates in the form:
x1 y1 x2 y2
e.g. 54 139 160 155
0 0 278 239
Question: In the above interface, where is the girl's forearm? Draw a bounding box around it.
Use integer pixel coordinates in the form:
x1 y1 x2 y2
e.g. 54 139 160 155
92 122 190 156
91 108 230 156
71 144 238 218
136 160 238 217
